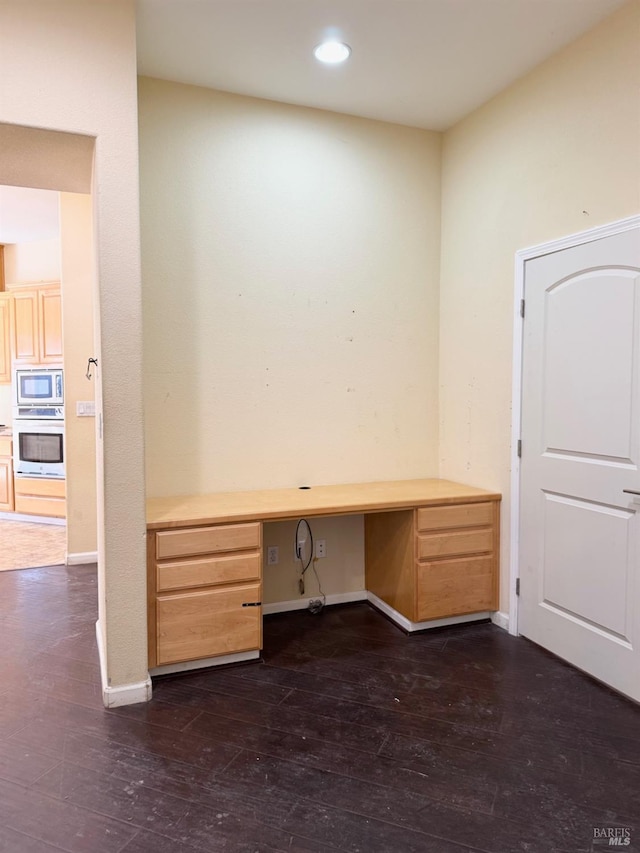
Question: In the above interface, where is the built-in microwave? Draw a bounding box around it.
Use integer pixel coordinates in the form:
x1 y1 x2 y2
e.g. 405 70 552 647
15 368 64 407
13 419 65 478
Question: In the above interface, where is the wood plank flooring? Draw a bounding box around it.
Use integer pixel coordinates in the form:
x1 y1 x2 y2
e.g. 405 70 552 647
0 563 638 852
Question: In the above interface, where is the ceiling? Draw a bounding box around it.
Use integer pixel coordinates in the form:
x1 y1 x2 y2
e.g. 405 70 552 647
1 1 625 243
136 0 626 131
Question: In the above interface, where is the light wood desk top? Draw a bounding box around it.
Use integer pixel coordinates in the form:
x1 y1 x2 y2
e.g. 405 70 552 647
147 478 501 530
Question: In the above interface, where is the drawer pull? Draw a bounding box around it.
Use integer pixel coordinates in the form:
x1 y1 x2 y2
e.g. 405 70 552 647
242 601 262 607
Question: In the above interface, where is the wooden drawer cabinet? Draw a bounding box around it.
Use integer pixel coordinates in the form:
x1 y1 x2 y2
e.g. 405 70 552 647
156 522 260 560
416 502 493 531
417 528 493 560
156 583 262 666
416 556 495 621
14 476 65 518
157 552 261 592
366 496 499 624
148 521 263 668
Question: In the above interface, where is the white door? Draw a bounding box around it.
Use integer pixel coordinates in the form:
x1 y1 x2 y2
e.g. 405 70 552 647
519 225 640 702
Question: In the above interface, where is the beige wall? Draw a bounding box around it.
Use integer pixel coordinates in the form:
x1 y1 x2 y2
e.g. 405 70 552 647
4 239 60 283
0 0 147 697
139 78 442 498
439 0 640 612
59 193 97 559
263 516 365 605
139 79 441 603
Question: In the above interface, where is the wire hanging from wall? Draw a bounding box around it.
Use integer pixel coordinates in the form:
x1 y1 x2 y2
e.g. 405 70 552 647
295 518 313 595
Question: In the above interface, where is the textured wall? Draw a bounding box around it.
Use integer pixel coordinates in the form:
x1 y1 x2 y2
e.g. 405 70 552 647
0 0 146 692
4 239 60 283
139 79 442 496
439 0 640 612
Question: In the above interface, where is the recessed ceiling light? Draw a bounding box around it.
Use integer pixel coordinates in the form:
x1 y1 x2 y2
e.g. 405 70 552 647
313 41 351 64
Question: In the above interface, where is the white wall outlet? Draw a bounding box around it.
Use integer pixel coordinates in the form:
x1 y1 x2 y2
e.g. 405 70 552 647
316 539 326 559
267 546 279 566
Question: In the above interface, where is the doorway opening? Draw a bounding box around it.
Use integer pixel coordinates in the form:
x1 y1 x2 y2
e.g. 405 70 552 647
0 130 98 575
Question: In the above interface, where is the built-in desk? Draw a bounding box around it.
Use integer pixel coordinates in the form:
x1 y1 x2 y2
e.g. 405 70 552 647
147 479 501 674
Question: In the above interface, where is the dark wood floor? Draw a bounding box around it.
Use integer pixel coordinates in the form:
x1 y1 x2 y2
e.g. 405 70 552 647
0 564 638 853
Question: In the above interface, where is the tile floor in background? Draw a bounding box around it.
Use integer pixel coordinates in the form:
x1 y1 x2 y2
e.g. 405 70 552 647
0 518 66 571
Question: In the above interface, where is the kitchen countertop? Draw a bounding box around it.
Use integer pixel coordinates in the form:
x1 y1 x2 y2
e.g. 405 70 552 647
0 427 12 437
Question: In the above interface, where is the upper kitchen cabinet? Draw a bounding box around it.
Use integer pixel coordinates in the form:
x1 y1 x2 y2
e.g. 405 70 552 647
38 287 63 363
0 294 10 384
9 283 63 366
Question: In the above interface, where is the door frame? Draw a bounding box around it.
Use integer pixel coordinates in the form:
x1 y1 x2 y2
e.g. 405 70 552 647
509 213 640 637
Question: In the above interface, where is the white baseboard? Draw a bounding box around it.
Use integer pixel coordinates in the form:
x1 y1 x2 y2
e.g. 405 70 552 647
367 591 492 633
0 511 65 525
66 551 98 566
150 649 260 677
95 620 152 707
262 590 367 615
491 611 510 632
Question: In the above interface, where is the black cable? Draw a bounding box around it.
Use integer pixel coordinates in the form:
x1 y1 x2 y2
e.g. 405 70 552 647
310 561 326 613
295 518 314 574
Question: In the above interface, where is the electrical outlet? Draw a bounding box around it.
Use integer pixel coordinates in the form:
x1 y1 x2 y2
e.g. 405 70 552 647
267 546 279 565
316 539 326 559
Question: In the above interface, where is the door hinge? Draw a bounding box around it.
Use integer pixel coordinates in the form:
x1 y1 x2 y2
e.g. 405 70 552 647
242 602 262 607
517 439 522 458
520 298 525 319
515 578 520 596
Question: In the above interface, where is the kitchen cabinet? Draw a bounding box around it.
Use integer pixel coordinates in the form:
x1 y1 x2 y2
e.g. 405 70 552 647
0 436 14 512
0 294 10 384
365 498 499 622
14 475 66 518
9 283 62 365
148 521 263 667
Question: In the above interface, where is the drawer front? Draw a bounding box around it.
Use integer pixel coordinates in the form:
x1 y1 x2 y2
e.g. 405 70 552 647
14 477 66 499
14 495 65 518
417 556 495 620
157 552 261 592
156 582 262 665
417 502 493 532
156 522 261 560
0 436 12 457
417 528 493 560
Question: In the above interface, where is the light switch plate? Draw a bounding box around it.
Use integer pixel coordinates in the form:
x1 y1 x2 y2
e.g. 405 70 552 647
76 401 96 417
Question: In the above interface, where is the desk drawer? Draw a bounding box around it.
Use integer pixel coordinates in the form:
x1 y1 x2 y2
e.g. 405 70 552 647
157 582 262 665
417 555 495 620
157 552 261 592
155 522 261 560
417 502 493 532
417 528 492 560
